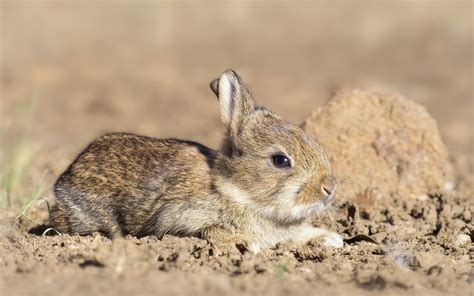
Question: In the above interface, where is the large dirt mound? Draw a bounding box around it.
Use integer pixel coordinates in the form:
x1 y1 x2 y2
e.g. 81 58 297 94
302 90 454 209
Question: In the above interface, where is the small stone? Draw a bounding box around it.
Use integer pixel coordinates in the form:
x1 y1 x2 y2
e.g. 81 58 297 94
461 210 472 222
455 234 471 246
417 194 429 201
373 232 388 243
443 181 456 191
300 267 312 273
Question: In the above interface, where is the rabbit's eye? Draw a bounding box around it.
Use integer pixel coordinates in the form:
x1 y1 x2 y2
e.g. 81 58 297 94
272 154 292 169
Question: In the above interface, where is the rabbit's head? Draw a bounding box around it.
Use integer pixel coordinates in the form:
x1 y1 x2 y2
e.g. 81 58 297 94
211 70 337 225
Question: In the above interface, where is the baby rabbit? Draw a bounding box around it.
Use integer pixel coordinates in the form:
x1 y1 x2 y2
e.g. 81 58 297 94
50 69 343 253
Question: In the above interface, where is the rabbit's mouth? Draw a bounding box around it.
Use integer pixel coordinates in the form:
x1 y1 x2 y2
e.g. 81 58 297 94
305 202 328 214
286 201 328 222
323 194 334 206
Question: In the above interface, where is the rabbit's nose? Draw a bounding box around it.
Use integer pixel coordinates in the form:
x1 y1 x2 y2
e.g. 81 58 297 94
321 175 337 203
322 186 334 196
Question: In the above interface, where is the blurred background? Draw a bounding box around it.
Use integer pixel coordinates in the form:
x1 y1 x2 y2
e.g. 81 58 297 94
0 1 472 213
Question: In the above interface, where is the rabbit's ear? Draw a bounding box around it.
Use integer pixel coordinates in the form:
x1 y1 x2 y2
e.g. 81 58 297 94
216 70 255 130
210 78 219 97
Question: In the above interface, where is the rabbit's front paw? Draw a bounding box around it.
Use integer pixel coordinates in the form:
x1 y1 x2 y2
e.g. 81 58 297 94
321 231 344 248
292 225 343 248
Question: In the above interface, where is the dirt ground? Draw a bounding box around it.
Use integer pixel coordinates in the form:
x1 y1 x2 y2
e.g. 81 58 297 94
0 2 473 296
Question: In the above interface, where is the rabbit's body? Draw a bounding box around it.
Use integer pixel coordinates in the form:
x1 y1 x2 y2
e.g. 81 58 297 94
51 70 343 252
52 133 220 238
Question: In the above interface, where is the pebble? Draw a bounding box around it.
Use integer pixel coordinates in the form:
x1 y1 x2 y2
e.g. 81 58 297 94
455 234 471 246
417 194 429 201
443 181 456 191
462 210 472 222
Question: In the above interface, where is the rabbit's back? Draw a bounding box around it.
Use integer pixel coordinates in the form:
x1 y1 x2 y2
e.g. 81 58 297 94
51 133 217 237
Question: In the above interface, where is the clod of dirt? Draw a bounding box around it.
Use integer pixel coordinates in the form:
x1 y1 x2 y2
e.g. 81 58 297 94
302 90 454 207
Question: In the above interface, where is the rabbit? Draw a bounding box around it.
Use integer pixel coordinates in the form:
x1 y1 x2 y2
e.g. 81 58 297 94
50 69 343 253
